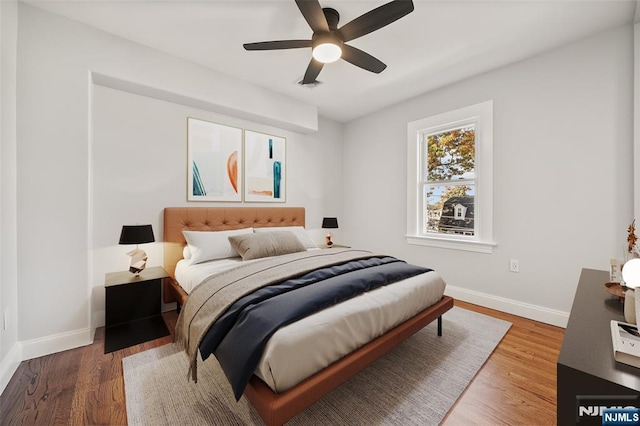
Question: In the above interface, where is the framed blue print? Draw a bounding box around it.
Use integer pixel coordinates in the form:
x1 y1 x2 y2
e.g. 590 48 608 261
244 130 286 203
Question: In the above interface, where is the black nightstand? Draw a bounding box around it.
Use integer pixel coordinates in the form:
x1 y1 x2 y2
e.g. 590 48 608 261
104 266 170 353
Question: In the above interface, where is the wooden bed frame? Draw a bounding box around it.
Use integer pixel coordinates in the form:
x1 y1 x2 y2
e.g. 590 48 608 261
163 206 454 426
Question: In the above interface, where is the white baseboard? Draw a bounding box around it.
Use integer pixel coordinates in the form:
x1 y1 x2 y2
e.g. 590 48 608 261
1 329 93 395
20 328 93 361
0 342 22 396
445 285 569 328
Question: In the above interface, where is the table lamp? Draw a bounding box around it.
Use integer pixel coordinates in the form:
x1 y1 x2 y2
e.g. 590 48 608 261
322 217 338 247
119 224 155 275
622 258 640 324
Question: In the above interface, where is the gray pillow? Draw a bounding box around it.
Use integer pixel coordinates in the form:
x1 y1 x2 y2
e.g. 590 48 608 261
228 231 306 261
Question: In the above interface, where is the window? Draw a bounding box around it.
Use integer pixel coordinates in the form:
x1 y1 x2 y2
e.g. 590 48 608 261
406 100 495 253
454 204 467 220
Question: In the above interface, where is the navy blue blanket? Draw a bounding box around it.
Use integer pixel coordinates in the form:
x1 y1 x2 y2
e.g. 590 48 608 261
198 255 431 400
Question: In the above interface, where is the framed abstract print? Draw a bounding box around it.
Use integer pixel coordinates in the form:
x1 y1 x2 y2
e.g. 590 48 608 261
244 130 286 203
187 117 242 202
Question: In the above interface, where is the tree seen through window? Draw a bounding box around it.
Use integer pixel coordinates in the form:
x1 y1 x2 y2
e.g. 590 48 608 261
424 125 476 235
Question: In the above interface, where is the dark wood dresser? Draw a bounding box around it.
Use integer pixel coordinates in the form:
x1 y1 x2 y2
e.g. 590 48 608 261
557 268 640 425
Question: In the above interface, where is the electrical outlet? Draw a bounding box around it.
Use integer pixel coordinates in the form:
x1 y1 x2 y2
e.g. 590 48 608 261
510 259 519 273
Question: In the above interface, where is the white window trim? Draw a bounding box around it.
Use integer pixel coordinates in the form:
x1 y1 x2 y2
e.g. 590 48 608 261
406 100 496 253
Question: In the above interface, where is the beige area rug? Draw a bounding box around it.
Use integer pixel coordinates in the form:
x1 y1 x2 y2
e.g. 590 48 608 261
123 307 511 425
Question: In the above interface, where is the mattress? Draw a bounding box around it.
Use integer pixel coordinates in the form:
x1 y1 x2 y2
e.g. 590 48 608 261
174 255 446 393
175 257 245 294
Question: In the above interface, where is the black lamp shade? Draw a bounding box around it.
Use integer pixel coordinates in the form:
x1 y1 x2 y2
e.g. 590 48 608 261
322 217 339 229
119 225 155 245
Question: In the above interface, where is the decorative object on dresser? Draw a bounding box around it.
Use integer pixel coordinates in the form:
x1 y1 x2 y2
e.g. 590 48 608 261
610 258 623 283
622 258 640 324
119 224 155 274
321 216 338 246
104 266 170 353
605 281 626 302
611 320 640 368
628 220 639 258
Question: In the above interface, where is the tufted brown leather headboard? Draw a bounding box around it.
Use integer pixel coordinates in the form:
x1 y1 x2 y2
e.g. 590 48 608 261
163 207 305 278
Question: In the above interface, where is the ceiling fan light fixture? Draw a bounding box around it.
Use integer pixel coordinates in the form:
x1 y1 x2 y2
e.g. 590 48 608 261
312 42 342 63
243 1 415 81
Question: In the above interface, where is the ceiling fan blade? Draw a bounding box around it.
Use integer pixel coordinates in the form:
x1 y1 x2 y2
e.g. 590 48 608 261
243 40 312 51
341 44 387 74
302 58 324 84
339 0 414 42
295 0 329 33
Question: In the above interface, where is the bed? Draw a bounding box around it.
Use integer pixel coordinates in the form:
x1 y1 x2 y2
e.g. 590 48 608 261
163 207 454 426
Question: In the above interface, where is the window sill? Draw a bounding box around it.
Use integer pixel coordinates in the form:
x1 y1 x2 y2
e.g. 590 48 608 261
405 235 496 254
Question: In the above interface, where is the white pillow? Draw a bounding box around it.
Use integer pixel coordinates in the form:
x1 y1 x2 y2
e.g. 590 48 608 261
182 228 254 264
182 245 192 260
254 226 317 249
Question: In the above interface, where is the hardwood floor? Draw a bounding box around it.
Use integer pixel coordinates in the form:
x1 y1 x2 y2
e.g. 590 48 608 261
0 301 563 425
0 313 178 426
443 301 563 425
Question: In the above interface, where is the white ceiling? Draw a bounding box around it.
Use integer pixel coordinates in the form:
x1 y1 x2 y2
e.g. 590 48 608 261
26 0 637 123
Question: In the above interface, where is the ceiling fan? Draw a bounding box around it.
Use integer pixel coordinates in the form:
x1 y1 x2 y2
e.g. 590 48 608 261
243 0 415 85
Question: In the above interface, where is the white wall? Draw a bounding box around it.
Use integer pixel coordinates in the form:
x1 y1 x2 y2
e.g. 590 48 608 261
635 20 640 220
343 25 634 326
0 0 20 394
89 85 343 328
14 3 338 365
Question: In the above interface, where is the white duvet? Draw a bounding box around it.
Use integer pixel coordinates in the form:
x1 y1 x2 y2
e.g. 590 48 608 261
174 256 446 393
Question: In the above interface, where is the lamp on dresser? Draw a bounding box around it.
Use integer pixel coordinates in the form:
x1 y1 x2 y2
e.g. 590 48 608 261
119 224 155 275
322 217 338 247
